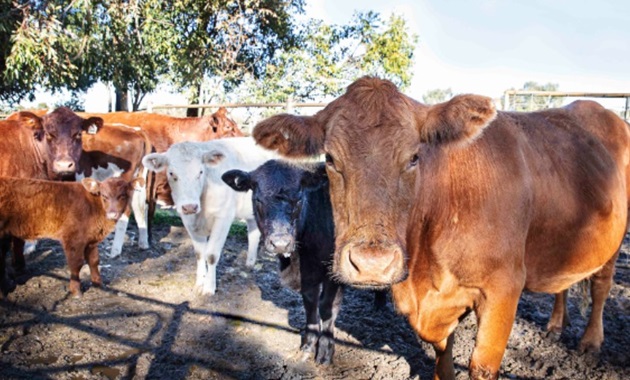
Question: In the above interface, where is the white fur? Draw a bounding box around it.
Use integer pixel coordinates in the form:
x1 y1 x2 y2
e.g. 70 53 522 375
143 137 277 295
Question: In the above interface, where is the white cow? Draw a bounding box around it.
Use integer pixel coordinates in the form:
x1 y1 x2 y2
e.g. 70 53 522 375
142 137 277 295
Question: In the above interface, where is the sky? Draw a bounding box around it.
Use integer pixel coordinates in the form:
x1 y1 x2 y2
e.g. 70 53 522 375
306 0 630 105
24 0 630 113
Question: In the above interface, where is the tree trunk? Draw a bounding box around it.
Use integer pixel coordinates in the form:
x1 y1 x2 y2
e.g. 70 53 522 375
186 83 201 117
115 86 130 111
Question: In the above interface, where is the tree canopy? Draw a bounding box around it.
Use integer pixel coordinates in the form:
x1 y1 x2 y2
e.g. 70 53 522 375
0 1 417 111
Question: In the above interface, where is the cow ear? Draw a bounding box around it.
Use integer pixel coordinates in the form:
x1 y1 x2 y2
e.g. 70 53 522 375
16 112 43 131
222 170 252 192
81 178 100 195
253 114 325 157
419 94 496 145
131 177 146 190
202 150 225 167
142 153 169 172
82 117 103 134
301 163 328 190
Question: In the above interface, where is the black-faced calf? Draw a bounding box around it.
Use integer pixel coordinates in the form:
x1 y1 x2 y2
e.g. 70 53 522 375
222 160 342 364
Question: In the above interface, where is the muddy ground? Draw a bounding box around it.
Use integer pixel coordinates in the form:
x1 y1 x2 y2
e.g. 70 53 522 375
0 216 629 380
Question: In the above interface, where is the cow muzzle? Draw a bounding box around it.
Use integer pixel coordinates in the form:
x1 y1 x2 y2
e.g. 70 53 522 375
106 211 122 221
180 203 200 215
336 242 406 288
52 159 76 177
264 233 295 257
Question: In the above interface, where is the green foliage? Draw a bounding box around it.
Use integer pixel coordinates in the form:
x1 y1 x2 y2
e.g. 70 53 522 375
232 11 418 104
423 88 453 105
148 209 247 238
0 1 416 109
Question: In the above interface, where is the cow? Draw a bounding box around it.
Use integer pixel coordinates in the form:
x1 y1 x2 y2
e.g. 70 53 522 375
222 160 342 364
79 107 245 208
0 109 103 271
252 77 630 379
142 137 278 295
78 123 153 257
0 176 144 297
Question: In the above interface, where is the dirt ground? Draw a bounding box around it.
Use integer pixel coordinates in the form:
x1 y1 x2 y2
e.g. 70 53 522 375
0 217 629 380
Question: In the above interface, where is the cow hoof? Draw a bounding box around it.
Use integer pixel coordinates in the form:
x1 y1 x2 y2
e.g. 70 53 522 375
578 341 602 354
107 249 122 259
138 241 150 250
1 278 17 297
245 259 256 268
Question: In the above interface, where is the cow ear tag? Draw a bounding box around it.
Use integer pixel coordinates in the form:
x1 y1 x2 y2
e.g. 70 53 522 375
88 124 98 135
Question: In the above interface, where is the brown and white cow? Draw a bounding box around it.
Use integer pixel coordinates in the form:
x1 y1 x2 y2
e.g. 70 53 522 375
0 177 143 297
79 108 245 207
253 77 629 379
78 123 153 257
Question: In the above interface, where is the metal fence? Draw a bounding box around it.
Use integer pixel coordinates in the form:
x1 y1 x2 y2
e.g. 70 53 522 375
503 91 630 120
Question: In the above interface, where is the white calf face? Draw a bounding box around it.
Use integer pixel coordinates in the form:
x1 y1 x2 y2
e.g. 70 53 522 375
164 153 206 216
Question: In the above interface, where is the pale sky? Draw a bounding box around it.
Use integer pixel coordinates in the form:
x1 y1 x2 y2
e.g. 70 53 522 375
307 0 630 102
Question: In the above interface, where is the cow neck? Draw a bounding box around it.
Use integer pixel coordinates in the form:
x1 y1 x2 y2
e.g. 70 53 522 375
31 135 49 175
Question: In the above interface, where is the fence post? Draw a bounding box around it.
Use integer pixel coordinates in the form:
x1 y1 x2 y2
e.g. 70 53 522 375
503 91 510 111
147 101 153 113
625 96 629 121
286 95 294 113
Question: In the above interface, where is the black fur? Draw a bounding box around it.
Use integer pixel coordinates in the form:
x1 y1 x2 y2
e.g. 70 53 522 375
222 160 342 364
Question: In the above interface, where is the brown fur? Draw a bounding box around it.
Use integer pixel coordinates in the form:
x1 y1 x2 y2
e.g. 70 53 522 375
252 76 630 379
0 177 140 297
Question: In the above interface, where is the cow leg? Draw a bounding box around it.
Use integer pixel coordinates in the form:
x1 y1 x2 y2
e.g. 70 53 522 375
433 333 455 380
62 243 85 297
131 176 150 250
0 237 16 297
469 287 521 380
300 281 320 360
200 217 232 295
245 218 260 267
191 235 209 294
84 242 102 289
578 250 618 353
546 289 569 335
109 211 130 258
10 237 26 272
315 280 343 365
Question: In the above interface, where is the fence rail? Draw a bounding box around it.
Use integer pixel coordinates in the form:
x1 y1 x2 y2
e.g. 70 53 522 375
149 101 327 113
503 91 630 120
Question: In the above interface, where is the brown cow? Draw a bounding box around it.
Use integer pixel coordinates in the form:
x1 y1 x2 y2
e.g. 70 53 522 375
0 177 144 297
0 109 104 271
253 77 629 379
3 107 103 180
79 107 245 207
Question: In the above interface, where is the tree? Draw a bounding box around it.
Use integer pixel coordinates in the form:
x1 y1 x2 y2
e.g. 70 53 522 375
508 81 563 111
4 1 174 111
422 88 453 105
230 11 418 106
0 0 26 103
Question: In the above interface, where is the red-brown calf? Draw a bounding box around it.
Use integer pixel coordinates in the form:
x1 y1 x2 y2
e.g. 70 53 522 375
0 177 144 297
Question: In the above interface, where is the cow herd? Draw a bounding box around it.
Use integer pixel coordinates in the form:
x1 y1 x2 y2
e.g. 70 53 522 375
0 76 629 380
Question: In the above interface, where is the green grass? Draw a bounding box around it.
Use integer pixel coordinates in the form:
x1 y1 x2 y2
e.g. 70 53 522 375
148 208 248 238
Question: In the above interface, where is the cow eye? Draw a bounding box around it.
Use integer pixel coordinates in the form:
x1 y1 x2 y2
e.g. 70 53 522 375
407 153 420 170
325 153 338 172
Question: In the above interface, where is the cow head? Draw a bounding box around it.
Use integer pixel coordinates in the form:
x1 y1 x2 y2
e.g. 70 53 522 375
222 160 327 258
205 107 244 138
143 142 226 216
82 177 145 220
17 107 103 180
253 76 496 288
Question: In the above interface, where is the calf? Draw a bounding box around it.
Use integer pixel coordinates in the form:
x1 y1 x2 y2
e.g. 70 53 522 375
78 123 153 257
222 160 342 364
142 137 277 295
0 177 143 297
